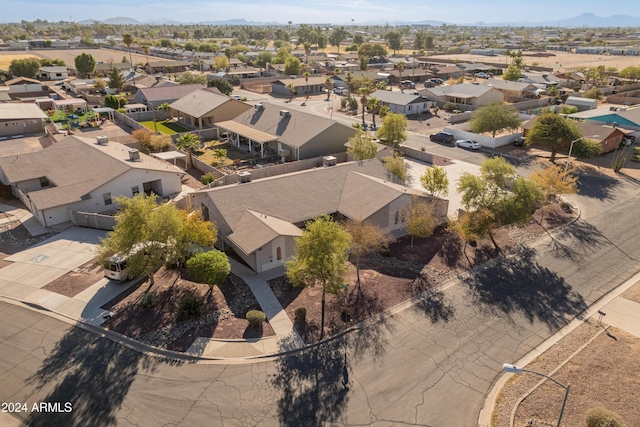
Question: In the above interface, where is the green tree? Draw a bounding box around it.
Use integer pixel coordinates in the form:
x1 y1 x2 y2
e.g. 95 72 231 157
212 148 227 166
572 138 602 158
619 65 640 81
384 155 407 183
122 34 135 88
94 78 107 91
368 97 380 127
396 61 405 90
74 53 96 78
525 113 582 162
324 77 332 101
176 133 201 167
104 94 126 109
358 82 374 126
449 208 495 253
329 27 349 54
273 46 290 64
347 129 377 160
108 68 126 92
530 164 578 224
344 220 390 294
376 112 407 149
303 71 310 101
357 42 388 58
469 102 521 138
585 407 627 427
286 83 296 103
208 78 233 95
502 63 522 81
420 165 449 198
178 73 208 85
254 51 273 68
186 250 231 293
95 194 216 285
406 201 438 248
8 58 41 78
285 215 351 340
583 87 604 100
284 56 302 75
385 31 402 55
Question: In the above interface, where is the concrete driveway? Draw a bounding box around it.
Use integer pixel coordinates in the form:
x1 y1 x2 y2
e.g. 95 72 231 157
0 227 105 301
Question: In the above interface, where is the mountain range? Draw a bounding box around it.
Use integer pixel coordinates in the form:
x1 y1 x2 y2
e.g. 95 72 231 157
76 13 640 27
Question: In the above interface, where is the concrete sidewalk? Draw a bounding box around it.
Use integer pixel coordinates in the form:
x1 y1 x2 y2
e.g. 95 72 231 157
186 258 304 358
0 203 49 236
478 270 640 427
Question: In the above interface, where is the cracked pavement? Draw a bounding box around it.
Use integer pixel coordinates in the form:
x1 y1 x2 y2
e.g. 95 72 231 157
1 172 639 426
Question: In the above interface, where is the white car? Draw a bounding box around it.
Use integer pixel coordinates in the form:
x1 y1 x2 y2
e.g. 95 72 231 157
456 140 481 150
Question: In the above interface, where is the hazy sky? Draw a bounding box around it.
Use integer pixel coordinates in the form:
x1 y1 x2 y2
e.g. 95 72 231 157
5 0 640 24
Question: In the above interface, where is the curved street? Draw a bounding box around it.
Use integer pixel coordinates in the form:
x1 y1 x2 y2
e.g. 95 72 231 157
1 163 639 425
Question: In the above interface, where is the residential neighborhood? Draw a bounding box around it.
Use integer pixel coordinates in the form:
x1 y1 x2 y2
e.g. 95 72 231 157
1 10 640 427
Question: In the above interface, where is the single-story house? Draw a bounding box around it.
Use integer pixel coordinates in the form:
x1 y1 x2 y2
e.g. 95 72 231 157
4 77 51 100
169 89 252 130
519 72 561 88
135 84 205 109
94 62 132 76
369 90 432 116
216 103 356 161
129 74 178 90
422 83 504 107
566 107 640 131
0 135 184 227
565 96 598 112
431 65 465 80
271 76 329 97
0 103 47 138
191 158 448 272
39 66 69 81
482 79 538 100
145 61 191 74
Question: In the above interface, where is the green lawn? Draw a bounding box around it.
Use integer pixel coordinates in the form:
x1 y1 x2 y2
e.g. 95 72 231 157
139 120 190 135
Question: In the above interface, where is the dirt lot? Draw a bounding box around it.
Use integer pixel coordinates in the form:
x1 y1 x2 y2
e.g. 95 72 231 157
29 48 169 67
42 260 104 298
102 267 275 352
0 52 41 70
269 203 574 344
492 320 640 427
431 50 640 73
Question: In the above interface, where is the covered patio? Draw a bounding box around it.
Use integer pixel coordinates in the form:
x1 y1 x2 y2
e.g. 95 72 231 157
152 150 188 170
53 99 88 113
216 120 279 160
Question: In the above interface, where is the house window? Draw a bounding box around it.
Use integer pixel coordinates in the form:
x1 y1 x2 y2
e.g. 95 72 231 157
132 186 139 196
39 177 50 188
103 193 112 205
276 247 282 261
394 211 399 225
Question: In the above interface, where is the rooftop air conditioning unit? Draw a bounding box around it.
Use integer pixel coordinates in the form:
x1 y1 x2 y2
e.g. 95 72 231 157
323 156 337 167
96 136 108 145
129 149 141 161
279 110 290 118
238 171 252 183
255 104 264 110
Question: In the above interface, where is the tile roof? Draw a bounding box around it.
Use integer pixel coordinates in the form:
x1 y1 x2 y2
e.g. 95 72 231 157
169 88 238 118
0 136 183 210
137 84 205 102
228 210 302 255
0 103 47 120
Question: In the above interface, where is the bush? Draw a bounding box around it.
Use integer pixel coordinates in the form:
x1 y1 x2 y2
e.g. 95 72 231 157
200 172 216 185
176 293 204 321
186 250 231 288
573 138 603 158
141 292 158 308
246 310 266 326
294 307 306 321
585 407 627 427
443 102 457 112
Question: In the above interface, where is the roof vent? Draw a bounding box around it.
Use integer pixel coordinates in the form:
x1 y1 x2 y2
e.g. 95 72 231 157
255 104 264 110
96 136 108 145
279 110 291 118
129 149 141 161
323 156 337 167
238 171 252 183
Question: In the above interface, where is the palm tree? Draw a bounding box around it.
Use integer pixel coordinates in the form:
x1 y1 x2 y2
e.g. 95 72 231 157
397 61 405 92
303 42 311 65
123 33 135 89
325 77 332 101
142 45 150 65
286 83 295 103
345 71 353 96
368 97 380 128
303 71 310 101
358 82 373 126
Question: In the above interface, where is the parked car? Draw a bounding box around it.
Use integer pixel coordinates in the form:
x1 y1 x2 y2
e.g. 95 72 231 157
401 80 416 89
430 78 444 85
456 140 481 150
334 87 348 95
424 80 435 88
429 132 455 143
474 72 493 79
514 136 526 146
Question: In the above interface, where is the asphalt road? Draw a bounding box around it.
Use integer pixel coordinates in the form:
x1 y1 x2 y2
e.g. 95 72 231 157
1 171 639 426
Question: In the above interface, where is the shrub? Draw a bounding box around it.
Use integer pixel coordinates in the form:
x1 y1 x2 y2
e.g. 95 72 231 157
246 310 266 326
141 292 158 308
294 307 306 321
132 128 154 147
573 138 603 158
200 172 216 185
176 293 204 321
585 407 627 427
186 250 231 289
443 102 457 112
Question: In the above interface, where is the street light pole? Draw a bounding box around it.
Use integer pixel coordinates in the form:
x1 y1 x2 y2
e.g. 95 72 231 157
564 134 599 176
503 363 571 427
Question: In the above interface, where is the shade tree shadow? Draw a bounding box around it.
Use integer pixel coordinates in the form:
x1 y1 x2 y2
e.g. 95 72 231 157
412 288 456 324
551 218 607 261
574 172 620 200
462 246 587 331
25 324 183 427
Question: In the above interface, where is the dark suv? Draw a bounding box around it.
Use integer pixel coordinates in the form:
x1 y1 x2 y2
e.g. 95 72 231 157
429 132 455 143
